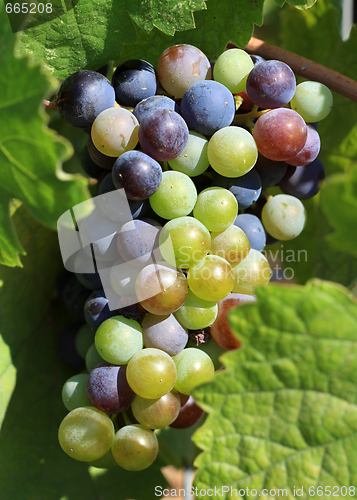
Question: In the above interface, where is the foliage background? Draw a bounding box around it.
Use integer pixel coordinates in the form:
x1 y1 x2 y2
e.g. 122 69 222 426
0 0 357 498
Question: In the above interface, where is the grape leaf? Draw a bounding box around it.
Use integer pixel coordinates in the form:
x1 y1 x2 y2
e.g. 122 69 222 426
120 0 265 67
0 206 167 500
275 0 317 9
192 281 357 499
0 4 89 267
256 0 357 287
17 0 207 78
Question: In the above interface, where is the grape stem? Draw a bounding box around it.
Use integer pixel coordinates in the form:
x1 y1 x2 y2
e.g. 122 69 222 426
228 37 357 102
233 105 270 127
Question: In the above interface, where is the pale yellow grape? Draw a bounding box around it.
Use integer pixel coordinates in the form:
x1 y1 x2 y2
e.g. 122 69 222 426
262 194 306 240
193 187 238 232
91 107 139 157
208 126 258 178
213 49 254 94
232 249 271 295
210 225 251 266
290 81 333 123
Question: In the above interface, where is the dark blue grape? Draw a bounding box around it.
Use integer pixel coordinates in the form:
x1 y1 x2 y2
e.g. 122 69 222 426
86 363 135 414
87 136 116 170
180 81 235 136
279 158 325 199
112 60 157 107
58 323 85 367
57 270 90 319
57 71 115 128
253 154 288 188
246 60 296 109
97 173 144 222
84 289 116 329
133 95 180 123
112 151 162 201
73 250 103 290
138 109 189 161
233 213 266 252
80 145 106 179
213 170 262 210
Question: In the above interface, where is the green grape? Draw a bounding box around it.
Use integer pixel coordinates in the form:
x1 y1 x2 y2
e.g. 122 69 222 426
187 337 226 371
174 289 218 330
89 449 118 469
159 216 211 269
187 254 235 302
149 171 197 219
62 373 91 412
135 262 188 315
58 407 114 462
86 343 104 372
168 131 209 177
173 348 215 395
207 127 258 178
261 194 306 240
112 424 158 471
91 107 139 157
75 324 95 359
232 249 271 295
210 225 251 266
290 81 333 122
95 316 143 365
193 187 238 232
131 391 181 429
126 348 177 399
213 48 254 94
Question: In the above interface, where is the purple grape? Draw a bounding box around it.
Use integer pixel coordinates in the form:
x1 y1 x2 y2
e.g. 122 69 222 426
84 289 117 329
180 81 235 136
246 60 296 109
169 395 204 429
112 60 157 107
138 109 189 161
142 314 188 356
97 173 144 222
112 151 162 201
57 71 115 128
133 95 180 123
116 218 161 267
286 124 321 167
279 158 325 199
86 363 135 414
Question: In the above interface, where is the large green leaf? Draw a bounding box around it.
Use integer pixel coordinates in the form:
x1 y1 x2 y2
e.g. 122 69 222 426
258 0 357 287
17 0 207 78
0 206 166 500
120 0 265 67
0 4 89 267
192 281 357 499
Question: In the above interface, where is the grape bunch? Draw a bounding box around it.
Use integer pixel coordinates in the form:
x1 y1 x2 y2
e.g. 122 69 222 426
55 43 332 471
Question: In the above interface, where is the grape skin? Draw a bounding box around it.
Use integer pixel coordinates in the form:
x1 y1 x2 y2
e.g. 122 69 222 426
58 407 114 462
207 126 258 178
246 60 296 109
285 124 321 167
187 255 235 302
173 348 215 395
111 59 157 107
112 424 158 471
116 218 161 267
91 108 139 157
142 313 188 356
253 109 307 162
157 44 211 98
193 187 238 232
62 374 91 411
131 391 181 429
181 81 235 136
133 95 180 123
169 395 204 429
86 363 135 414
138 108 189 162
290 81 333 122
213 48 254 94
232 249 271 295
261 194 306 240
279 159 325 200
233 214 266 252
168 131 209 177
213 169 262 210
112 151 162 201
57 71 115 128
173 289 218 330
